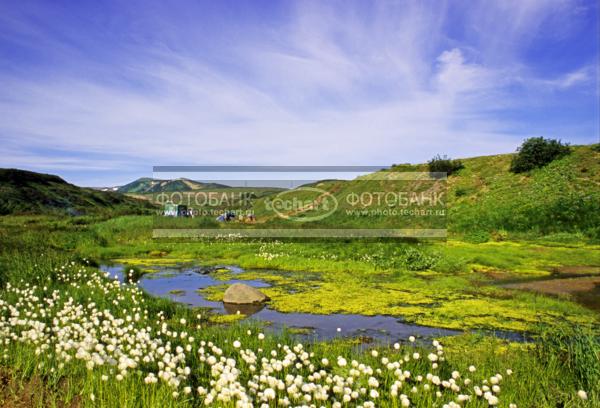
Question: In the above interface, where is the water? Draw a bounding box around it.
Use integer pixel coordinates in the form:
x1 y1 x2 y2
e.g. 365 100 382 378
100 263 523 343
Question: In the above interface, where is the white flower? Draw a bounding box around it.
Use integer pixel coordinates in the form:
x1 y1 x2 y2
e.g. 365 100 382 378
258 333 265 340
409 336 415 343
264 388 276 400
337 327 342 332
469 365 476 372
394 343 400 350
577 390 588 400
233 340 241 348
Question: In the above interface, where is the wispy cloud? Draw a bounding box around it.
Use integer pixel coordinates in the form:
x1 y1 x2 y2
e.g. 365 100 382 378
0 0 597 185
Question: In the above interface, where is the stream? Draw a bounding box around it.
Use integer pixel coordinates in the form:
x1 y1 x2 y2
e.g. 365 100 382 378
100 263 524 343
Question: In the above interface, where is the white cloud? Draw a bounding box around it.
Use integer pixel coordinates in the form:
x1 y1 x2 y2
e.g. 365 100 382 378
0 0 596 185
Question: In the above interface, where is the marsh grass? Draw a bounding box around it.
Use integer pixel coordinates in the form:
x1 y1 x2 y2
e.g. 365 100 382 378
536 324 600 391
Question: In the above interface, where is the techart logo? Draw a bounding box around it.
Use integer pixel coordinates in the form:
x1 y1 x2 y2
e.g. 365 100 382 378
266 187 338 222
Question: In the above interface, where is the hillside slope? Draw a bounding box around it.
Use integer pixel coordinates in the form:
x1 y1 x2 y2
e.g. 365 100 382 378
249 145 600 238
117 177 229 194
0 169 155 215
446 144 600 238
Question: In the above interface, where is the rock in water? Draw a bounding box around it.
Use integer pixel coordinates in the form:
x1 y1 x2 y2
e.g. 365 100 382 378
223 283 270 304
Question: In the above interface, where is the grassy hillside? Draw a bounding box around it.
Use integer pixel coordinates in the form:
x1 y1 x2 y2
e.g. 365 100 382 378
0 169 155 216
446 144 600 240
243 145 599 239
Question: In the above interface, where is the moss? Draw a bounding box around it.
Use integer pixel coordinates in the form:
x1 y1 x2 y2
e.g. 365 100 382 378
207 267 597 332
75 216 600 334
197 285 227 301
208 313 246 324
287 327 314 335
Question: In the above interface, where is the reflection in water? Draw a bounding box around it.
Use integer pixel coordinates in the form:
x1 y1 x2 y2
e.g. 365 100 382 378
99 263 523 343
223 302 266 315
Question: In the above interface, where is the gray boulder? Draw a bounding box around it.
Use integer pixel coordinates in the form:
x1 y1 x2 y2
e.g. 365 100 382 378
223 283 270 304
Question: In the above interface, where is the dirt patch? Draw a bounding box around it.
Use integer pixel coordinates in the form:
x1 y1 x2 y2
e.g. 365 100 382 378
0 369 80 408
504 276 600 312
552 265 600 276
504 276 600 296
482 270 514 280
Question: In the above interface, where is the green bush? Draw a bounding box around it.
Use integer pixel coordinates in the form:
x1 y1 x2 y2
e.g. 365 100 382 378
591 143 600 152
464 230 491 243
428 155 464 176
399 246 440 270
510 137 571 173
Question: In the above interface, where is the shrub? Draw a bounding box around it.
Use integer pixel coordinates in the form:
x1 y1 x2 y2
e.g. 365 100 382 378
399 247 440 271
591 143 600 152
510 137 571 173
428 155 464 176
491 229 509 242
464 230 491 243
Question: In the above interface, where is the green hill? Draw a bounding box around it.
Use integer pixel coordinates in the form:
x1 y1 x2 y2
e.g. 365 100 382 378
117 177 230 194
444 144 600 239
0 169 155 216
246 144 599 239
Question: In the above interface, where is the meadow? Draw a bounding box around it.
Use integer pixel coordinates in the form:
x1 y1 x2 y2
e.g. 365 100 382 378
0 214 598 407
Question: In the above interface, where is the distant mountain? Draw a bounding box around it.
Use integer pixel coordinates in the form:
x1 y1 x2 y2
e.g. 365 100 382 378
0 169 155 215
117 177 230 194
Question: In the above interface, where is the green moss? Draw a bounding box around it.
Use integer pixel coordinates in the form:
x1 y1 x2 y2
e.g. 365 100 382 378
197 285 227 301
208 313 246 324
208 263 597 332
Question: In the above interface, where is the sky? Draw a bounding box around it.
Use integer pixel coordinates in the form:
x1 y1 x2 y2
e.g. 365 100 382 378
0 0 598 187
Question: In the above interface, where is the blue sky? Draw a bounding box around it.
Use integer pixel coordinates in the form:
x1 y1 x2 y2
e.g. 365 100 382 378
0 0 598 186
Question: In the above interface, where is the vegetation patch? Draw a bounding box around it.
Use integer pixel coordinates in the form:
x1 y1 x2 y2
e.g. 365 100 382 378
510 137 572 173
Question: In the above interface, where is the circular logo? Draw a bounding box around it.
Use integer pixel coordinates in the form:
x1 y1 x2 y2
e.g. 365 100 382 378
269 187 338 222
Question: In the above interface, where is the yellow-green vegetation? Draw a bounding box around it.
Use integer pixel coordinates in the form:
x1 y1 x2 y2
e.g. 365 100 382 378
207 313 247 324
104 229 600 333
198 259 594 332
4 210 599 333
